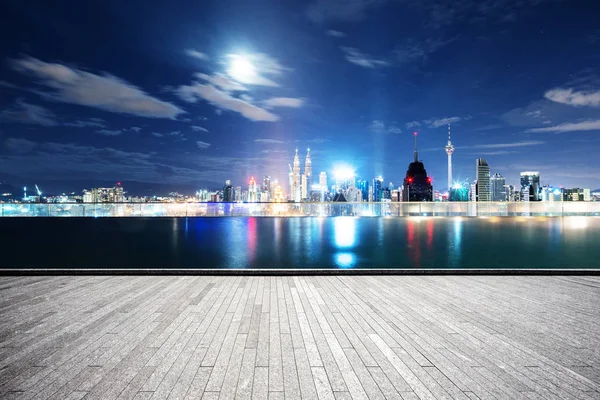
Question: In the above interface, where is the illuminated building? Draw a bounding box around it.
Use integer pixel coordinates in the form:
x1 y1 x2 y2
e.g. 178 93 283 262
469 182 477 201
490 173 506 201
476 158 490 201
445 124 455 190
372 177 383 202
83 183 124 203
234 186 242 202
356 179 369 202
503 184 515 202
449 184 469 202
562 188 592 201
301 174 307 200
304 148 312 196
319 171 327 201
262 176 271 193
223 180 233 202
292 149 301 202
248 177 258 202
402 132 433 202
520 171 540 201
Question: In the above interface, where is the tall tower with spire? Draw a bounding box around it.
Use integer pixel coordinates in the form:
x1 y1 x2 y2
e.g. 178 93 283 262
293 148 301 202
445 124 455 190
302 148 312 199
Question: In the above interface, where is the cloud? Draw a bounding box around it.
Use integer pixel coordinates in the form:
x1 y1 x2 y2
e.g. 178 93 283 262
185 49 210 61
196 141 211 149
401 0 556 30
0 81 20 89
340 47 389 68
474 151 517 155
4 137 37 154
394 37 458 64
0 100 57 126
260 149 287 154
307 0 386 23
130 126 142 132
64 118 107 128
405 121 421 129
262 97 304 108
195 73 247 91
12 56 184 119
191 126 209 132
424 116 463 128
307 138 330 144
254 139 285 144
544 88 600 108
152 132 164 138
176 83 279 122
421 140 545 153
368 120 402 134
96 129 123 136
474 140 545 149
526 120 600 133
326 30 346 37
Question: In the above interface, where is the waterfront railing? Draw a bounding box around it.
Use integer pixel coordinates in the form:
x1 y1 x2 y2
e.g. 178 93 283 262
1 201 599 217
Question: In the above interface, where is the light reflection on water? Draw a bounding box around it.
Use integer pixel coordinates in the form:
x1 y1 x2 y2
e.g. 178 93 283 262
4 216 600 269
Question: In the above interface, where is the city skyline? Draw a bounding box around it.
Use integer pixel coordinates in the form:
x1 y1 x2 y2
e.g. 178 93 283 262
1 1 600 191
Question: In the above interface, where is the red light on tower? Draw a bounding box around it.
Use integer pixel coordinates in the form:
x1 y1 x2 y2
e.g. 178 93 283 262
427 177 432 183
407 177 413 183
413 131 418 136
117 181 121 186
249 176 255 184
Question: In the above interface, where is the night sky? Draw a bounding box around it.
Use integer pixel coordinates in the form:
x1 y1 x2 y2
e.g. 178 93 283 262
1 0 599 193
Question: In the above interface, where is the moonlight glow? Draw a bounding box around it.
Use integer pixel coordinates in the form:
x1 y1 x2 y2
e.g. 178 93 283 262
228 55 257 83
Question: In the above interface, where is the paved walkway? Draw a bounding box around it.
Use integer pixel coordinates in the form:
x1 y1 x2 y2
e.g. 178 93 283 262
1 276 599 399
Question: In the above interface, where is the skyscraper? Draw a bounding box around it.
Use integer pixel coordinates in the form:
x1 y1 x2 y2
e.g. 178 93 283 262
248 177 257 202
520 171 540 201
304 148 312 189
476 158 490 201
319 171 327 201
356 179 369 202
262 176 271 193
292 149 301 202
490 173 506 201
223 180 233 202
372 177 383 202
445 124 455 190
402 132 433 202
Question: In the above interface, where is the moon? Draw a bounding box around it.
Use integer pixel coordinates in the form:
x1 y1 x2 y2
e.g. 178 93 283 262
228 55 256 83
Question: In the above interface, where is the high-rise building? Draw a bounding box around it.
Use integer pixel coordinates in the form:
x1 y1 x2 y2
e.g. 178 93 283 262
490 173 506 201
445 124 455 190
301 174 307 199
356 179 369 202
234 186 242 202
520 171 540 201
292 149 301 202
372 177 383 202
505 184 515 202
248 177 258 202
262 176 271 193
402 132 433 201
470 182 477 201
223 180 233 202
476 158 490 201
319 171 327 201
304 148 312 189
